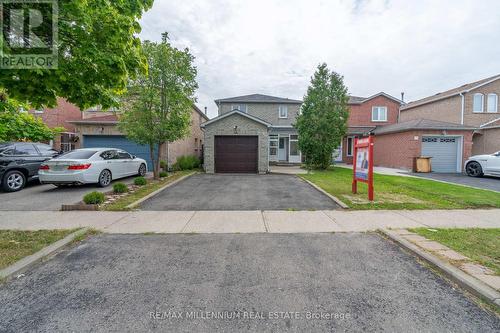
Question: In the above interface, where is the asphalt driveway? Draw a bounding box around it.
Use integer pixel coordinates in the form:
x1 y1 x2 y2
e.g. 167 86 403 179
411 172 500 192
140 174 339 211
0 233 498 332
0 173 152 211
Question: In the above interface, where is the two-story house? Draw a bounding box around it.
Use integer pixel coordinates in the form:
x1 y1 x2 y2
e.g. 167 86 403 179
201 92 402 174
336 93 402 164
399 74 500 159
201 94 302 173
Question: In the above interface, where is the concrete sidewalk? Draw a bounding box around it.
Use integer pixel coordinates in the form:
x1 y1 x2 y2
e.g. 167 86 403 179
0 209 498 233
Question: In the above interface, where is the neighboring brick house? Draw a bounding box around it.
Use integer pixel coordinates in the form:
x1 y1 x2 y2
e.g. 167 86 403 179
399 74 500 157
70 105 208 169
337 93 402 164
29 98 82 152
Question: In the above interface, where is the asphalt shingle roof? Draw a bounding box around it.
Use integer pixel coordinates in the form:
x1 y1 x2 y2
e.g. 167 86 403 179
373 119 476 135
401 74 500 110
215 94 302 104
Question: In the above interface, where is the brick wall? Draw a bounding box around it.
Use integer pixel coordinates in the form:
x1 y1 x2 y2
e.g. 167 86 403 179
374 130 473 171
347 96 400 127
166 109 207 165
399 96 462 124
472 128 500 155
219 102 301 126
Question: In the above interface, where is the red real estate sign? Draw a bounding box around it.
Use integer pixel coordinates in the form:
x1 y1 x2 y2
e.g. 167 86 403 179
352 135 374 201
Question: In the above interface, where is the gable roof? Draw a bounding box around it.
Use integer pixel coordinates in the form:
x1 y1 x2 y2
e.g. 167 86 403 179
200 110 272 128
373 118 475 135
401 74 500 111
348 92 403 105
193 105 210 120
215 94 302 104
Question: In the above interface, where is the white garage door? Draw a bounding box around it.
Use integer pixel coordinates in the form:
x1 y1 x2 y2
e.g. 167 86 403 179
421 136 461 173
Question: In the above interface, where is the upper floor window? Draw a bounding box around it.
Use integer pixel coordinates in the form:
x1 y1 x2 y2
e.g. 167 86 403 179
231 104 247 113
473 93 484 112
487 94 498 113
278 105 288 118
371 106 387 122
34 109 44 114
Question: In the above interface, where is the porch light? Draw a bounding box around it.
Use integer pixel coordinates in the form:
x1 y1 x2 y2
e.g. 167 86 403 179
233 125 238 134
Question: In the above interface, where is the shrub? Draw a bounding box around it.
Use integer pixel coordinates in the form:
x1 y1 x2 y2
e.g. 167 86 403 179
113 182 128 193
134 176 147 186
160 160 167 171
159 171 168 178
83 191 105 205
173 155 200 171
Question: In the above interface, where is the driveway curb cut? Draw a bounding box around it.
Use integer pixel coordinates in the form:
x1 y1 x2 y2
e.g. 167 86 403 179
300 177 349 209
380 229 500 307
0 228 90 282
125 172 196 210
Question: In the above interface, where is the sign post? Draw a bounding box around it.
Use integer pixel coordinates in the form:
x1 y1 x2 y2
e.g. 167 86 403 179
352 135 374 201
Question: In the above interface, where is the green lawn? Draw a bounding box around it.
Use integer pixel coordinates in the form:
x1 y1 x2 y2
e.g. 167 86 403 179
301 167 500 210
0 229 75 270
102 170 195 211
410 228 500 275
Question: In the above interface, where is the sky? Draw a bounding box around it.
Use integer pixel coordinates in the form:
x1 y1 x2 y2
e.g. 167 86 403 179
138 0 500 118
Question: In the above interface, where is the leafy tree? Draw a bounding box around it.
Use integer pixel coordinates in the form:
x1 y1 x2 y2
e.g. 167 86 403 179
0 0 154 109
0 92 62 142
295 63 349 169
119 36 198 179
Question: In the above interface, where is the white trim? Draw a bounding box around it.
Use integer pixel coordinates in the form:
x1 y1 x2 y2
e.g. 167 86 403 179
371 106 388 122
460 92 465 125
278 105 288 119
487 93 498 113
201 110 271 128
358 92 403 104
289 134 300 163
401 75 500 111
479 117 500 128
472 93 484 113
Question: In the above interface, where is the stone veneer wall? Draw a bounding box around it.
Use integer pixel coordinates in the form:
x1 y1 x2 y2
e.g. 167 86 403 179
203 113 269 174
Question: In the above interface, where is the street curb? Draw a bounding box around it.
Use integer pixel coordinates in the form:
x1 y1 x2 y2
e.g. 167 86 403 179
125 172 196 210
0 228 90 282
380 229 500 307
300 177 349 209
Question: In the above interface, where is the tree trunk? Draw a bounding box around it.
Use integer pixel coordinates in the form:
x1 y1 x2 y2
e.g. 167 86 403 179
154 142 163 180
150 144 159 180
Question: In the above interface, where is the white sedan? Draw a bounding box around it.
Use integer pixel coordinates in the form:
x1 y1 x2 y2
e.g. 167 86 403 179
465 151 500 177
39 148 147 187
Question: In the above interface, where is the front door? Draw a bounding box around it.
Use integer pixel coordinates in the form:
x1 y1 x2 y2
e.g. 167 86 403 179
278 137 288 161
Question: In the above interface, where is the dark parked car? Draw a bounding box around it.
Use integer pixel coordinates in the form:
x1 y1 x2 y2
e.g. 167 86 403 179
0 142 59 192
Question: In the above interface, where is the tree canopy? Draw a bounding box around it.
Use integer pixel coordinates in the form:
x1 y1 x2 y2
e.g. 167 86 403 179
119 36 198 178
0 92 61 142
295 63 349 169
0 0 154 109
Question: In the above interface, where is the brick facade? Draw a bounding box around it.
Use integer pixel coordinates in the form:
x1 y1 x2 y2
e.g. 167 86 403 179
374 130 473 171
218 102 301 127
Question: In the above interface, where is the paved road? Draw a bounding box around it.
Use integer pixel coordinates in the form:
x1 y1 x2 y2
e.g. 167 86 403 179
411 172 500 192
140 174 339 210
0 173 152 211
1 234 498 332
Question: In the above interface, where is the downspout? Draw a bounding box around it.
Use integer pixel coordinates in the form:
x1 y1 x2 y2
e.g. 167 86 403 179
459 92 465 125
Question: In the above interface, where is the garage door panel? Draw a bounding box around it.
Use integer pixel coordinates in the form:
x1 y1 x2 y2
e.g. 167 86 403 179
83 135 157 170
422 136 459 173
215 136 258 173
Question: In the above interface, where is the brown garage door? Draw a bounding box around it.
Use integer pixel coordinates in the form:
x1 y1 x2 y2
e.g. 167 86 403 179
215 136 258 173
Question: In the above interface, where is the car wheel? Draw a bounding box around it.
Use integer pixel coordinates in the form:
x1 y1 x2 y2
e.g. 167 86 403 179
2 170 26 192
98 169 112 187
466 161 483 178
138 163 146 176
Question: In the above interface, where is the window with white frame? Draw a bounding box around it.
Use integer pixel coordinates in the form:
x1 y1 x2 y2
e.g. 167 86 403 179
347 136 357 156
231 104 247 113
278 105 288 118
487 93 498 113
289 134 299 157
473 93 484 112
269 134 278 158
371 106 387 122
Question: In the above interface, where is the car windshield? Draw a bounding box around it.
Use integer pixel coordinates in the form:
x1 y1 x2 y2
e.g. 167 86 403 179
55 150 97 160
0 143 13 154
